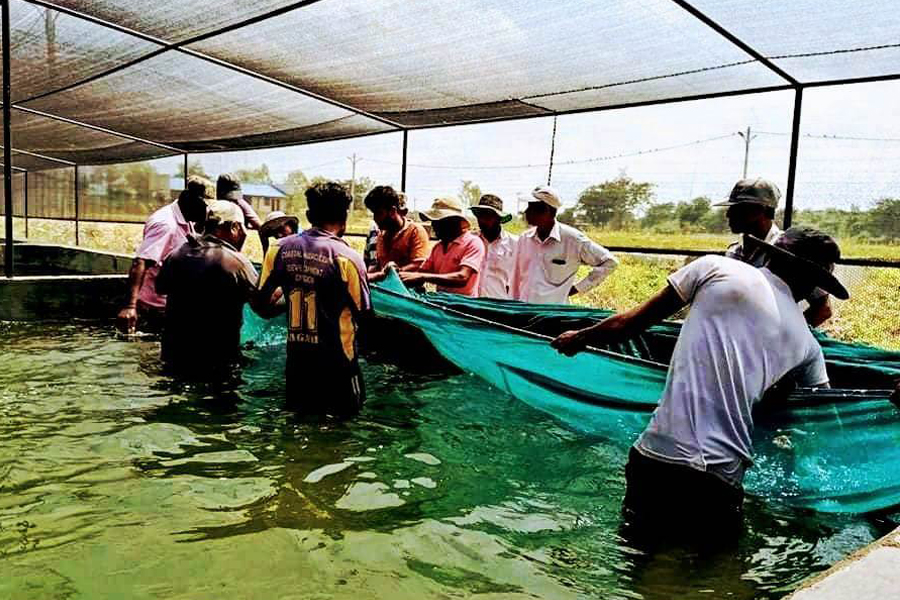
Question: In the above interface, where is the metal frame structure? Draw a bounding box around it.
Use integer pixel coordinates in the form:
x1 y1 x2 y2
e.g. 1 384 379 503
4 0 900 276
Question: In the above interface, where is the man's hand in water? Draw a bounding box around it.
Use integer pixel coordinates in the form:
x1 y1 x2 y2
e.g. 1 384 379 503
116 306 138 334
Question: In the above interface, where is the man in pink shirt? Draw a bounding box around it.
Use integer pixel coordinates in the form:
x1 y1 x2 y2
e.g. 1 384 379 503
116 176 212 333
399 197 485 296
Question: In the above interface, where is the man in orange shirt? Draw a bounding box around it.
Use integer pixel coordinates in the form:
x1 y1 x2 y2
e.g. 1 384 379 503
364 185 429 282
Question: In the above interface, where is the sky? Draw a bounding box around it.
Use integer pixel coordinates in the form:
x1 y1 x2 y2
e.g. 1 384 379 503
172 79 900 214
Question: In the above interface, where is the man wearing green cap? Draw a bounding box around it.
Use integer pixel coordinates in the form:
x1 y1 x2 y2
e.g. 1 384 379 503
471 194 518 299
718 177 832 327
399 197 485 296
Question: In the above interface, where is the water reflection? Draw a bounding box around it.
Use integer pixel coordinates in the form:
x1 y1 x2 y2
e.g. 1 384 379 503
0 323 892 599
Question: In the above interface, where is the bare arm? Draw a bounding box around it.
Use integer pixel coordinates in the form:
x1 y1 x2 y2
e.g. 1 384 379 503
399 265 476 289
551 284 686 356
116 258 150 332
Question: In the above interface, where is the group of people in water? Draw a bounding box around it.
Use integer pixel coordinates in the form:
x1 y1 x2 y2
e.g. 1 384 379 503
116 171 850 531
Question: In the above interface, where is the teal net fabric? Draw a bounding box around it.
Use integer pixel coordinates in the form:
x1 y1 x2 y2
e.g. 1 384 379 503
242 270 900 514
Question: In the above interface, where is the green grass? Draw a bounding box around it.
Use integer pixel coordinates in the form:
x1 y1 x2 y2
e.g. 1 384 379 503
4 216 899 349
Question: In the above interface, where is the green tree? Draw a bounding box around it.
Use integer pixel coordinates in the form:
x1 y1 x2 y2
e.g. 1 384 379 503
574 175 654 229
700 208 729 233
281 169 309 215
674 196 711 228
175 158 208 179
641 203 676 229
866 198 900 240
459 180 482 207
233 164 272 184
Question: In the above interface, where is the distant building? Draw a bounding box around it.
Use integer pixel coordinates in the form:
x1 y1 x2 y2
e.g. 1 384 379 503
169 177 287 215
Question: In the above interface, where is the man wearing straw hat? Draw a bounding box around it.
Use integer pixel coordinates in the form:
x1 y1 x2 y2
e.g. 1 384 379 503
470 194 518 299
718 177 833 327
510 185 618 305
551 227 849 530
398 197 485 296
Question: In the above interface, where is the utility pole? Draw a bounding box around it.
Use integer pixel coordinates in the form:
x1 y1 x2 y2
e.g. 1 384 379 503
737 126 756 178
347 153 359 213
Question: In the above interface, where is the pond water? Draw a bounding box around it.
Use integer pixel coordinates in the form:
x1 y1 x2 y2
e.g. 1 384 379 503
0 322 891 599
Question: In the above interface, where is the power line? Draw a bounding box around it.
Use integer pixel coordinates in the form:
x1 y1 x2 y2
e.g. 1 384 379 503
756 131 900 142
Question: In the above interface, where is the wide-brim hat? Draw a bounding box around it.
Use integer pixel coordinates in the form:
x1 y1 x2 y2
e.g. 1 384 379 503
744 229 849 300
259 210 299 237
531 185 562 209
420 196 467 222
715 177 781 209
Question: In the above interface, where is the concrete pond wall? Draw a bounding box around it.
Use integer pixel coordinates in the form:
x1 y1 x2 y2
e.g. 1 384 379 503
0 243 130 321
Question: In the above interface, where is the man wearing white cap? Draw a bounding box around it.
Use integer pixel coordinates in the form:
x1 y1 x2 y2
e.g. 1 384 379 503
510 185 618 304
399 197 485 297
156 200 269 377
718 177 832 327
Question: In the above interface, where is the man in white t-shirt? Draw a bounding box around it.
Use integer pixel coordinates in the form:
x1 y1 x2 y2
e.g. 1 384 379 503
550 227 849 530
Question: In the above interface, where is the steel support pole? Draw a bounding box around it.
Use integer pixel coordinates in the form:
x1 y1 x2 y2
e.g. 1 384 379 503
23 171 28 239
400 130 408 191
783 87 803 229
183 153 189 188
3 0 14 277
74 165 80 246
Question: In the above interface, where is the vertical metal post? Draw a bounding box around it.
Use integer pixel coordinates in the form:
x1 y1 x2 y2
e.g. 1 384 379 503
23 171 28 239
783 87 803 229
3 0 14 277
183 153 189 188
547 115 558 185
400 130 408 192
74 164 80 246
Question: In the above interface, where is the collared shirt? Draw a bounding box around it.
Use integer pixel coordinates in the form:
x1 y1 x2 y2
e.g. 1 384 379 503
135 201 194 309
634 256 828 487
726 223 828 302
477 229 518 299
510 221 618 305
156 234 259 372
420 231 486 296
375 218 430 269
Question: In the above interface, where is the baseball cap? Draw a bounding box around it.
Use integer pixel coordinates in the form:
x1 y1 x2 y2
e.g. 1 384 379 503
531 185 562 209
206 200 246 228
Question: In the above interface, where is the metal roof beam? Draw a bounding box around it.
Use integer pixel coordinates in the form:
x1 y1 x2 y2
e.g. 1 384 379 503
19 0 405 130
0 145 76 166
10 105 186 153
668 0 800 87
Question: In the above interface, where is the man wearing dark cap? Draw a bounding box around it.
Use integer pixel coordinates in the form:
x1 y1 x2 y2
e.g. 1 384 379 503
470 194 518 299
116 175 213 333
217 173 262 231
551 227 848 531
364 185 429 282
718 177 832 327
256 182 372 417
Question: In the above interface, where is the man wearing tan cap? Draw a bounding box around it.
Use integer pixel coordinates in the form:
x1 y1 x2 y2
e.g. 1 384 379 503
510 185 618 304
718 177 832 327
116 175 213 334
398 197 485 296
470 194 518 299
156 200 268 377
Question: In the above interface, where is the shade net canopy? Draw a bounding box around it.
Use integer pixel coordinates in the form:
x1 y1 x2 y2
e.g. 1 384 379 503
242 270 900 514
0 0 898 171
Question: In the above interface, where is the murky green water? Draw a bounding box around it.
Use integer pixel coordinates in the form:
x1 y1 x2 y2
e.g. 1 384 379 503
0 322 891 599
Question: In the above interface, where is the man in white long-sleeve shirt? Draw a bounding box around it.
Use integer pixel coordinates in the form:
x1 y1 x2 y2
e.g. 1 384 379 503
510 185 618 304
